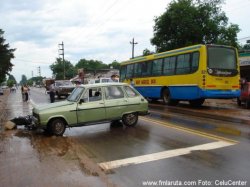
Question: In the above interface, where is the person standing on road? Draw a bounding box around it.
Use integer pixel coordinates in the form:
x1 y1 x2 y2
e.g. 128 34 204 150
49 83 55 103
23 85 29 102
21 85 24 101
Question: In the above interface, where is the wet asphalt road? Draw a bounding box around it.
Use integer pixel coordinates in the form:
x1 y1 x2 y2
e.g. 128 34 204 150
1 87 250 187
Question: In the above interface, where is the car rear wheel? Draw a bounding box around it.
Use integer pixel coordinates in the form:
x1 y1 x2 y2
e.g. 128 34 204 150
122 113 138 127
49 118 66 136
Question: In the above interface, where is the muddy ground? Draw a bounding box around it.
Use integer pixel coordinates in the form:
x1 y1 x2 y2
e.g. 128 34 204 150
0 90 117 187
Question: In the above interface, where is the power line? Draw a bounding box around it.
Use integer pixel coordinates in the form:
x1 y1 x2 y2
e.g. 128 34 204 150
78 0 131 44
130 38 138 59
238 36 250 41
58 41 65 80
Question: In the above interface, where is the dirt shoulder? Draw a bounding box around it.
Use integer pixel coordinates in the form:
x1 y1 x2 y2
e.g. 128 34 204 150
0 90 9 132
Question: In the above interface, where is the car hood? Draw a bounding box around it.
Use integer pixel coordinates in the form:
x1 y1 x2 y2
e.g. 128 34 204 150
33 100 75 113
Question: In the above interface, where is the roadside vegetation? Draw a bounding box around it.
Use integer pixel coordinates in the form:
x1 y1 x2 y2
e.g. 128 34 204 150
1 0 250 85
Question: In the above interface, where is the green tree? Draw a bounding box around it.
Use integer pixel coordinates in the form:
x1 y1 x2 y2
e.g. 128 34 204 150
7 80 15 87
8 74 16 83
50 58 76 80
108 60 120 69
7 74 16 87
75 58 108 71
0 29 15 83
20 75 27 85
142 48 154 56
151 0 240 52
27 76 43 86
27 79 33 86
240 43 250 50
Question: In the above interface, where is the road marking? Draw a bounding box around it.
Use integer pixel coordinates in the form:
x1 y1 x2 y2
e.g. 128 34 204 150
140 117 239 144
99 140 235 170
148 109 242 136
99 117 238 170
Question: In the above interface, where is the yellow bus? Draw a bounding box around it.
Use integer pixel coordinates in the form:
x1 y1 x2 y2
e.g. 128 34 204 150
120 44 240 107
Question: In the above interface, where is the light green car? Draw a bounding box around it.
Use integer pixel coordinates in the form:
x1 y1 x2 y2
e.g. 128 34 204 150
32 83 149 136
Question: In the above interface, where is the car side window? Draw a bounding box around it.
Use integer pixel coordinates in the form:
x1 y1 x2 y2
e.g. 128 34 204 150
82 87 102 102
124 86 138 97
105 86 124 100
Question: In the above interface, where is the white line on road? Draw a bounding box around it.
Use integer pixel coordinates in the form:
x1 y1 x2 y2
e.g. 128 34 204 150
99 141 235 171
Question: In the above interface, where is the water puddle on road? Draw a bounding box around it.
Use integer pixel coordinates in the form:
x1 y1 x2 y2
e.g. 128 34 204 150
11 129 117 186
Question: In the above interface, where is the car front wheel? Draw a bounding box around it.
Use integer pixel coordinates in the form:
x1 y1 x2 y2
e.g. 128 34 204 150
122 113 138 127
49 118 66 136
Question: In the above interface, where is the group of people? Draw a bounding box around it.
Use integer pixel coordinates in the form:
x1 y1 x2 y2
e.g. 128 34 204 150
21 85 30 102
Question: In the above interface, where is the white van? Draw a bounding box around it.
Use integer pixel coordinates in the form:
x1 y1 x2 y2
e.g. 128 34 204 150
88 78 119 84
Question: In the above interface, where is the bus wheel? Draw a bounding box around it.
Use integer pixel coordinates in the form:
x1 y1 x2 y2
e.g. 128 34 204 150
162 88 179 106
189 99 205 107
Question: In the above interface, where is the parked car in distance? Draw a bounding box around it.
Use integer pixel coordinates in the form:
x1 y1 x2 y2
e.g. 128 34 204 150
237 81 250 108
32 83 149 136
54 80 75 98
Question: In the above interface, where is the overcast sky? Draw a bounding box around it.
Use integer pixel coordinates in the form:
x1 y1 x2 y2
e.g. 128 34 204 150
0 0 249 82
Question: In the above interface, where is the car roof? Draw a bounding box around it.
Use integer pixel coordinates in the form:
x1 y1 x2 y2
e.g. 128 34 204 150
79 82 128 88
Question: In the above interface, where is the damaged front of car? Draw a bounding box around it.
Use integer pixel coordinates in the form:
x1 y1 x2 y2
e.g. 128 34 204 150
32 100 78 132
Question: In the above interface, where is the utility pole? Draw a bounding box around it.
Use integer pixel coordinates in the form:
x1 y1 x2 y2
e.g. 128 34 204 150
130 38 138 59
59 41 65 80
37 66 41 77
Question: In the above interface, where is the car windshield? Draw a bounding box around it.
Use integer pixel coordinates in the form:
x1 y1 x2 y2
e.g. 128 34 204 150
67 87 85 102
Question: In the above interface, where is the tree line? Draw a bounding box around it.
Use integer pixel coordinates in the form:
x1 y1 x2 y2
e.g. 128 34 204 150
49 58 120 80
1 0 250 85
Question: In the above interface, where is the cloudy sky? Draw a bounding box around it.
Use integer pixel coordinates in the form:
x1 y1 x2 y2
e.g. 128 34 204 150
0 0 249 82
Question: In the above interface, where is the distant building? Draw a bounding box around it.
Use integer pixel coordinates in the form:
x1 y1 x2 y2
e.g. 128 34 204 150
239 51 250 81
70 69 119 84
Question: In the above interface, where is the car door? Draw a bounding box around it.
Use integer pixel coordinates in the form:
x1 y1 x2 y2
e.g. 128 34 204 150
76 87 106 124
123 85 143 111
104 85 128 120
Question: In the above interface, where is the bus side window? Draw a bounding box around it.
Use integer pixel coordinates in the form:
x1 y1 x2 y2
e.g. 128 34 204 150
191 52 199 73
152 59 163 76
163 57 175 75
120 65 127 81
134 63 142 77
141 61 152 76
176 54 191 75
126 64 134 79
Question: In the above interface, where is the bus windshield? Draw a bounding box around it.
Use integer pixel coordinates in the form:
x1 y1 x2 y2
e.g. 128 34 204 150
207 46 238 76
